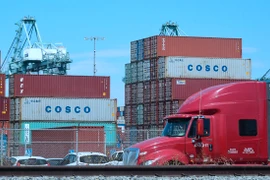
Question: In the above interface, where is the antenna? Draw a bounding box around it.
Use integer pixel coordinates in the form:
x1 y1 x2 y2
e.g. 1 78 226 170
84 36 105 76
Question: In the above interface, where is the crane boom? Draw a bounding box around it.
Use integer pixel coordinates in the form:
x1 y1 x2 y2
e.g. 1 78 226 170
1 16 72 77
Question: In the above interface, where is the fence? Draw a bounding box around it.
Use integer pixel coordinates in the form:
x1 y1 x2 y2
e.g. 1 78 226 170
0 127 163 164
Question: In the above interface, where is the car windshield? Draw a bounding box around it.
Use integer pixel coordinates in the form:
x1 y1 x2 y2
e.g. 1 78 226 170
162 118 191 137
25 158 47 165
80 155 109 164
47 159 63 166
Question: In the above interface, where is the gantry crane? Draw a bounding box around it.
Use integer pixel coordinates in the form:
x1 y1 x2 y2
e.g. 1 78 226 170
159 21 187 36
1 16 72 77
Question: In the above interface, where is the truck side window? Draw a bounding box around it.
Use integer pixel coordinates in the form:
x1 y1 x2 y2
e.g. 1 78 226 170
239 119 257 136
188 118 210 138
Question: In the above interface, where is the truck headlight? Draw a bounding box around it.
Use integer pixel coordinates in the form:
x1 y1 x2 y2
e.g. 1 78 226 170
142 160 154 165
139 151 147 156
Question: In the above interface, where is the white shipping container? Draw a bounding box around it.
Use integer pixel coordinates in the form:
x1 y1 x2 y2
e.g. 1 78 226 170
11 98 117 121
160 57 251 79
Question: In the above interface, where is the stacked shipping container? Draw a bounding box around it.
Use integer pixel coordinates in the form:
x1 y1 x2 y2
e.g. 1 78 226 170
125 35 251 142
0 74 10 157
9 74 117 157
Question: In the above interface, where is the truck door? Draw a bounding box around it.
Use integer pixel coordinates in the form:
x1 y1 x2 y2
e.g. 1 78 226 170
185 118 214 164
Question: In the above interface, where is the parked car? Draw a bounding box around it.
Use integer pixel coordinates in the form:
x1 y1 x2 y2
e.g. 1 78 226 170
61 152 114 166
9 156 50 166
46 158 63 166
109 150 123 165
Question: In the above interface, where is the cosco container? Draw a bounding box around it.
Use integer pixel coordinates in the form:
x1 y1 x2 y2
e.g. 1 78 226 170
168 78 250 100
10 98 117 121
155 36 242 58
158 57 251 80
9 74 110 98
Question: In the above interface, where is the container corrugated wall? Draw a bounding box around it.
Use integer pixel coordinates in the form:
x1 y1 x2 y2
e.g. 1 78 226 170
0 97 10 121
156 36 242 58
0 74 5 97
10 98 117 121
11 121 117 146
160 57 251 79
170 78 251 100
31 126 105 157
9 74 110 98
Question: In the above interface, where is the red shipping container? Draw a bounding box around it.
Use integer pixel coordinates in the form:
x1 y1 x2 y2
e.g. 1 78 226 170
31 126 105 158
0 74 5 97
170 78 250 100
0 97 9 121
0 74 5 98
9 74 110 98
124 105 131 126
155 36 242 58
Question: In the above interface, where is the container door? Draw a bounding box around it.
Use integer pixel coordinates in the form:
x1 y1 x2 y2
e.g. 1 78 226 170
185 118 214 164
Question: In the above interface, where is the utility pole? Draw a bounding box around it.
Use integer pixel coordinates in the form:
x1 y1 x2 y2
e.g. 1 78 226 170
84 37 104 76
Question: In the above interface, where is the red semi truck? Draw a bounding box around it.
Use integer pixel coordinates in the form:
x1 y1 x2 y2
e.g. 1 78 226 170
123 80 270 165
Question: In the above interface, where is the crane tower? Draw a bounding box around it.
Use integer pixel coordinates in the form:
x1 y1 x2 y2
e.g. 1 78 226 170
159 21 187 36
1 16 72 77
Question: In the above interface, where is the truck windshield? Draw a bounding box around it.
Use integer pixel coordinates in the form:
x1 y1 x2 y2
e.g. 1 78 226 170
161 118 191 137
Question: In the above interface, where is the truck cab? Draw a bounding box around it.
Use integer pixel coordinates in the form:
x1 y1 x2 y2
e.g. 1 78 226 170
123 81 269 165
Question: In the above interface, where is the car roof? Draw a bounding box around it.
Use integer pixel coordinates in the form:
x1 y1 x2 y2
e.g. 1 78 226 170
67 152 107 157
114 150 124 153
11 156 46 160
47 158 63 160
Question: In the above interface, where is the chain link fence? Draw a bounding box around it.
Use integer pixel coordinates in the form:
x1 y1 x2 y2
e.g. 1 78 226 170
0 127 163 165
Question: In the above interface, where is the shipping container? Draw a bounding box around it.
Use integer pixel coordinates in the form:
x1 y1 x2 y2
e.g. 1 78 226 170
137 61 144 82
131 84 137 105
155 36 242 58
143 103 151 125
9 74 110 98
137 83 143 104
10 98 117 121
143 60 150 81
168 78 251 100
137 104 143 125
130 41 137 62
125 84 132 105
158 57 251 80
143 81 151 103
31 126 105 158
0 74 5 97
9 121 117 156
124 105 131 126
130 63 138 83
125 64 131 84
0 97 10 121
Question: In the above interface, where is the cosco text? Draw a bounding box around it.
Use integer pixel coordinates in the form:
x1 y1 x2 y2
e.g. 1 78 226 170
45 106 91 113
187 65 228 72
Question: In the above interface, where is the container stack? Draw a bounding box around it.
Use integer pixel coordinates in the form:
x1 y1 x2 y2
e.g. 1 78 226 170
0 74 10 157
116 106 125 132
9 74 117 157
125 35 251 141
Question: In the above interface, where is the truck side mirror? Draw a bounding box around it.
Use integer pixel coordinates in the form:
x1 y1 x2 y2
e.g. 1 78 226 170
197 118 204 136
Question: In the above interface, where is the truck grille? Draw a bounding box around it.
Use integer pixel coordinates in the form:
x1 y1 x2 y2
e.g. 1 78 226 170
123 147 139 165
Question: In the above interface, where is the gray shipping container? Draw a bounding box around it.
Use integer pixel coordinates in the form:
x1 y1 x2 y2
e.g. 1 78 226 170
10 97 117 121
158 57 251 80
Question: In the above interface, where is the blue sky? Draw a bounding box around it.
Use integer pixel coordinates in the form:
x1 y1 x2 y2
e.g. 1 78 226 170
0 0 269 106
